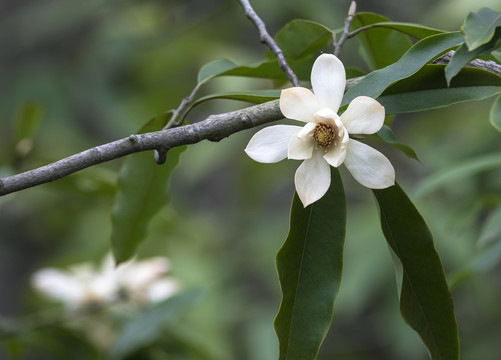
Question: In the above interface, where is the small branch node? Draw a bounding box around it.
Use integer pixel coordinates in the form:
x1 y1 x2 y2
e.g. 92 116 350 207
154 148 168 165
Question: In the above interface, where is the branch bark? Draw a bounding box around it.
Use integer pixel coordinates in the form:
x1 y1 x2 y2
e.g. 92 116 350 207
0 100 282 196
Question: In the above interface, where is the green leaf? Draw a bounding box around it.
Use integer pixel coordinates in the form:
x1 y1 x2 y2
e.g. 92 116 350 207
413 152 501 199
274 19 333 60
221 59 285 79
13 102 42 144
110 290 201 359
358 21 444 40
351 13 413 70
489 94 501 132
373 184 459 360
493 49 501 62
111 113 185 264
343 31 465 105
463 7 501 50
190 89 280 108
197 58 237 84
445 29 501 84
376 125 420 161
274 168 346 360
378 65 501 113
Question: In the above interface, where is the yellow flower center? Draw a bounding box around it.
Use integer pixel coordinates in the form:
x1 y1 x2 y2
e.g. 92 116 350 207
313 123 335 149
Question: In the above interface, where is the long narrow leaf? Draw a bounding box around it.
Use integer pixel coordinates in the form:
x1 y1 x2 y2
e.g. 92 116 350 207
111 114 186 264
274 168 346 360
489 94 501 132
445 30 501 84
378 66 501 113
358 21 444 39
351 13 413 70
463 7 501 50
343 32 465 105
373 184 459 360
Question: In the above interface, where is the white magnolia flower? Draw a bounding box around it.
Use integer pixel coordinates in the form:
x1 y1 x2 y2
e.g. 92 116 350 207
32 254 180 309
245 53 395 207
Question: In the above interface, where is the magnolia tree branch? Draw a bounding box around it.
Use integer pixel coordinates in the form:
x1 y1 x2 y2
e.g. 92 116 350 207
0 101 282 196
238 0 300 87
1 56 500 197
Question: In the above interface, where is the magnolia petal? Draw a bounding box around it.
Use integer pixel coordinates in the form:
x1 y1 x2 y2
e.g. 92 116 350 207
314 108 339 124
245 125 301 163
280 88 320 122
295 150 331 207
344 139 395 189
311 54 346 113
289 134 314 160
341 96 385 134
297 121 316 139
323 144 347 167
31 269 85 304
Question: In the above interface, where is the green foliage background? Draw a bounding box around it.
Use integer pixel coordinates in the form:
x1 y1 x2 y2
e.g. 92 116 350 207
0 0 500 359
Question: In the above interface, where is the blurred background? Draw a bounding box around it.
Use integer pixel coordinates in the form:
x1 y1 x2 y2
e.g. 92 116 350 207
1 0 500 359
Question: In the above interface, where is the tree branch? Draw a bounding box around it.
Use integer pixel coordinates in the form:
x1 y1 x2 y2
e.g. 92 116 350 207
1 54 500 197
0 100 282 196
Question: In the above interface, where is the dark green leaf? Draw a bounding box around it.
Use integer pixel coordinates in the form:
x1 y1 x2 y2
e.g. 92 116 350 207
358 21 444 40
274 168 346 360
351 13 413 70
274 19 333 60
221 59 285 79
374 184 459 360
343 32 465 105
445 29 501 84
111 113 186 264
489 94 501 132
110 290 201 359
13 102 42 143
463 7 501 50
376 125 420 161
197 58 237 84
190 89 280 108
378 65 501 113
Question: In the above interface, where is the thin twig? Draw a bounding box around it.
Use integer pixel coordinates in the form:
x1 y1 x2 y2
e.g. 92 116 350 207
334 1 357 57
237 0 300 87
154 81 205 164
163 82 204 131
345 24 375 40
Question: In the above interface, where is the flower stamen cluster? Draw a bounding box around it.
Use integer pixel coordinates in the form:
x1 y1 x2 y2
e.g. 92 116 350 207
313 123 336 150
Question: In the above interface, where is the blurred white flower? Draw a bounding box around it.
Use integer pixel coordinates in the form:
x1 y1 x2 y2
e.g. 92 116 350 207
31 254 180 309
245 53 395 207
